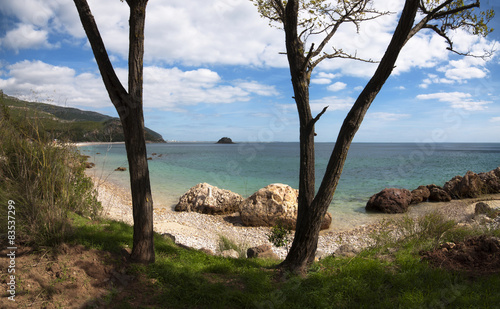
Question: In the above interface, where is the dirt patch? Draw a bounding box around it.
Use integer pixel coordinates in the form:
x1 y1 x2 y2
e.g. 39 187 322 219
421 235 500 276
0 243 132 308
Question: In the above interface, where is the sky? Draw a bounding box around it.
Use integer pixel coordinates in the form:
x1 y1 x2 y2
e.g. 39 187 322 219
0 0 499 143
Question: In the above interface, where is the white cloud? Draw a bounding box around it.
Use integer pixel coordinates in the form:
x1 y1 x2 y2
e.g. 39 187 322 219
311 78 332 85
0 0 54 27
309 96 354 113
416 92 491 111
312 72 340 84
417 92 471 102
327 81 347 92
0 60 276 111
142 0 286 67
490 117 500 123
449 28 497 56
2 0 497 76
438 59 489 81
393 32 449 75
313 1 498 81
449 100 491 111
0 24 54 52
0 60 108 107
419 73 455 88
366 112 410 121
236 81 278 97
317 72 338 79
0 0 82 51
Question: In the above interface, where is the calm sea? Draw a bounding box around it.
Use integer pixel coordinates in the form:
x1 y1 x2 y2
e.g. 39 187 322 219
80 142 500 230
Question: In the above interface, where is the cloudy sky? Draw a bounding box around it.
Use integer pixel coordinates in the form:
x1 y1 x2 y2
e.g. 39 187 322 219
0 0 499 142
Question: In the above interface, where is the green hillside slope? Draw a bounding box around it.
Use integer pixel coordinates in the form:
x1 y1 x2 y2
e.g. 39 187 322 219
1 92 165 142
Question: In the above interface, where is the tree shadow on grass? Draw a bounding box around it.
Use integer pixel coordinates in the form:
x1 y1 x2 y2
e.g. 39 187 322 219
70 216 279 308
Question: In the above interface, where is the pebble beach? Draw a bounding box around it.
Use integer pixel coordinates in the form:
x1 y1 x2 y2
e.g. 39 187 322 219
91 176 500 260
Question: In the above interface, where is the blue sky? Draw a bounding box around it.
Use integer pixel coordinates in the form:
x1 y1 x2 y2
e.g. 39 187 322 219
0 0 499 142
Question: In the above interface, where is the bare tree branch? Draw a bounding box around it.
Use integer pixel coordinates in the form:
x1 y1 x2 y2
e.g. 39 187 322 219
310 48 378 71
312 105 329 125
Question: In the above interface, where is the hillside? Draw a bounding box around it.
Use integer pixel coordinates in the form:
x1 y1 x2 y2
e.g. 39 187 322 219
0 92 165 143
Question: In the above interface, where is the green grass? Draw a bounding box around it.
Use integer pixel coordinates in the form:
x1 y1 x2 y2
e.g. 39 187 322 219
65 212 500 309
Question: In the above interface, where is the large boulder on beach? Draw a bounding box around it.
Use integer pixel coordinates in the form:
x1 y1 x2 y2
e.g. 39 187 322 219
410 185 431 204
365 188 412 213
239 183 332 230
478 167 500 194
175 183 243 215
427 184 452 202
443 171 486 199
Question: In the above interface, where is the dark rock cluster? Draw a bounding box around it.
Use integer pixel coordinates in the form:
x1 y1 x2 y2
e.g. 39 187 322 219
366 167 500 214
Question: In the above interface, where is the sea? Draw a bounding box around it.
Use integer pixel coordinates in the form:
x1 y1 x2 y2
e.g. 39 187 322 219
79 142 500 230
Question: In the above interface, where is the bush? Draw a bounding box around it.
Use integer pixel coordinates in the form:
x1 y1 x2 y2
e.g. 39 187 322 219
0 103 101 245
369 212 457 253
268 220 292 252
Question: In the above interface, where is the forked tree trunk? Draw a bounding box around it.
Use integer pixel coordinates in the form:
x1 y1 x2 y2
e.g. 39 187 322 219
74 0 154 263
281 0 420 274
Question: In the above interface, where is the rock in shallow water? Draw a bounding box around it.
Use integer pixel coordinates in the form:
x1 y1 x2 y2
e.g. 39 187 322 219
365 188 412 214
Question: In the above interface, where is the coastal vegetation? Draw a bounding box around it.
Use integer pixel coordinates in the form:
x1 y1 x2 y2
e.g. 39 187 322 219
0 92 164 143
0 102 101 245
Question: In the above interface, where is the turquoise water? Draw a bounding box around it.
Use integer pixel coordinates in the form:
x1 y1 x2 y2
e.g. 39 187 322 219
80 142 500 229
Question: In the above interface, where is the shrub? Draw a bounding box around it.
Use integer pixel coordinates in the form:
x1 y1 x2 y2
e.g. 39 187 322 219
0 103 101 245
268 220 292 252
369 212 456 253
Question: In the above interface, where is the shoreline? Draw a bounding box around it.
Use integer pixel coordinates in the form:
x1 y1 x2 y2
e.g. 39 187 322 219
90 175 500 259
74 142 126 147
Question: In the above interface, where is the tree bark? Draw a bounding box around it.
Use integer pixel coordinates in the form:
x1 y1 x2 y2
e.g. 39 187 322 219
279 0 318 273
73 0 154 264
281 0 420 274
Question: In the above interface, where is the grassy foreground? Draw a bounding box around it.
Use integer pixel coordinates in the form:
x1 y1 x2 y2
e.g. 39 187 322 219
60 212 498 309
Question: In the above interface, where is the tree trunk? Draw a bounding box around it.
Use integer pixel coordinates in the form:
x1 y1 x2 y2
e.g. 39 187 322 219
126 0 154 264
282 0 420 274
279 0 318 273
73 0 154 264
122 108 154 263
